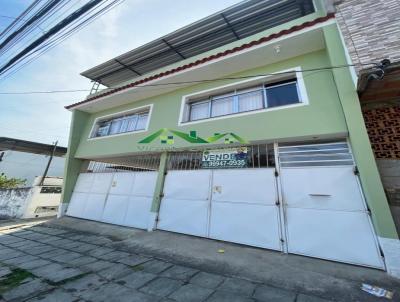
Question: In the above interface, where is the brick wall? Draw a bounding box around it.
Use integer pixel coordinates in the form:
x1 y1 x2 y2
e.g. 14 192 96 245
362 106 400 159
335 0 400 72
363 106 400 221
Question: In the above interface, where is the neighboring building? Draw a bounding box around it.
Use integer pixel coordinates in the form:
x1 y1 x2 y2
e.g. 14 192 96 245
0 176 63 219
0 137 66 186
61 0 399 277
0 137 66 218
333 1 400 233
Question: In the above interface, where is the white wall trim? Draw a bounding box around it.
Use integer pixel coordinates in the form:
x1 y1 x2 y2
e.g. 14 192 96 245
177 66 309 126
379 237 400 278
87 104 153 141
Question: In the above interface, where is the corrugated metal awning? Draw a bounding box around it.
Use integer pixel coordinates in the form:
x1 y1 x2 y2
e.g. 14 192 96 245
81 0 315 87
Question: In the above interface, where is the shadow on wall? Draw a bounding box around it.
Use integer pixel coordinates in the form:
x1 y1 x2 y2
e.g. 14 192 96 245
376 159 400 235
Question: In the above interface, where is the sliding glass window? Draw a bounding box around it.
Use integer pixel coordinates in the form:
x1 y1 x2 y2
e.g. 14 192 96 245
92 110 149 138
186 79 301 122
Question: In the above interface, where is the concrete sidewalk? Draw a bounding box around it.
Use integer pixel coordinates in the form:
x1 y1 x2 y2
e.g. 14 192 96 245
45 216 400 301
0 217 398 301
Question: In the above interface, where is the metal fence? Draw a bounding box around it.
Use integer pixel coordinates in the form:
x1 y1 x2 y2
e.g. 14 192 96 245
83 141 352 173
86 153 161 173
167 143 275 170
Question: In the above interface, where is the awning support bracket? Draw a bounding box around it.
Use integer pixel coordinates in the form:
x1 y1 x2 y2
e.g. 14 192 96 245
162 39 186 59
114 59 141 76
221 13 240 40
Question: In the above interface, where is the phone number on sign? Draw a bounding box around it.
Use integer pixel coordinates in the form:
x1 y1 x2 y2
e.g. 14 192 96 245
202 159 247 168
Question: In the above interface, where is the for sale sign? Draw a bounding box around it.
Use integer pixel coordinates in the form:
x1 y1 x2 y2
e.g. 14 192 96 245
202 147 248 169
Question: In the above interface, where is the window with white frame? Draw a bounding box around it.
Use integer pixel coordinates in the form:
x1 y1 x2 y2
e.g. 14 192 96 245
184 78 302 122
91 108 150 138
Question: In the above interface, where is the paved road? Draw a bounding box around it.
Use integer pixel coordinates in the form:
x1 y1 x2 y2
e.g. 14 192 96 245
0 220 398 302
0 220 336 302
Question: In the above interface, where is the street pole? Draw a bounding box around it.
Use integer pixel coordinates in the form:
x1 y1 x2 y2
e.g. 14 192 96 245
40 140 58 186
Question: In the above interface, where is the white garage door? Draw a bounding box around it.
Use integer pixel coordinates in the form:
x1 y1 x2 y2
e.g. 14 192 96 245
157 170 211 237
67 171 157 229
279 142 384 268
67 173 112 221
157 168 282 251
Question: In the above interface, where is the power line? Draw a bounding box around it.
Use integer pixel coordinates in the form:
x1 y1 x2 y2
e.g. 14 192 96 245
0 0 105 75
0 62 378 96
0 0 62 52
0 0 41 39
0 15 46 33
0 1 74 59
0 0 126 82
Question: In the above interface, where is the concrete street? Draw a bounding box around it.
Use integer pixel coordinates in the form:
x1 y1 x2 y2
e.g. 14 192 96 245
0 217 398 301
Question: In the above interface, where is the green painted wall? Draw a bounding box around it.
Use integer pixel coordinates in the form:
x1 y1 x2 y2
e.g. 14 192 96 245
323 24 398 239
61 2 330 207
74 50 348 159
151 152 168 213
61 110 90 205
62 1 398 241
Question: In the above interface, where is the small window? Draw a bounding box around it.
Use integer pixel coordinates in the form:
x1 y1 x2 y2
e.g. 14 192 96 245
266 81 299 108
91 108 150 138
185 78 302 122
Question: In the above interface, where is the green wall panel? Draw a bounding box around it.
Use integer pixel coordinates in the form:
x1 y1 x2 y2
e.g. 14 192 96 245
323 24 398 239
74 50 347 159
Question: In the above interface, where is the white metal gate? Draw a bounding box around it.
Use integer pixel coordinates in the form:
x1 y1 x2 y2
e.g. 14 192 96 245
157 168 282 250
157 141 384 269
278 142 384 268
67 171 157 229
210 169 281 250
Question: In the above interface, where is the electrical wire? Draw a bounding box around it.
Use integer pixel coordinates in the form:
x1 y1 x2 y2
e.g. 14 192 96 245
0 0 107 75
0 0 41 39
0 0 112 68
0 0 64 53
0 0 126 82
0 0 74 59
0 15 45 33
0 62 378 96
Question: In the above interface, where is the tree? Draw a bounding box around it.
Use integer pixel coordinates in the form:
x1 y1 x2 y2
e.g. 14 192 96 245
0 173 26 189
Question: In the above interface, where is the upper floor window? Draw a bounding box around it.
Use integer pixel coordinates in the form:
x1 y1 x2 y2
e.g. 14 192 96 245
91 107 150 138
184 79 301 122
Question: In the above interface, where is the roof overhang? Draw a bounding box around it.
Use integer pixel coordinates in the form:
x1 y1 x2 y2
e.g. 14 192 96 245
0 137 67 156
81 0 316 87
67 14 334 113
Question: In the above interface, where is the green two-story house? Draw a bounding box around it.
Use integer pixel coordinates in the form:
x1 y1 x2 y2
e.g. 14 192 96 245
61 0 400 277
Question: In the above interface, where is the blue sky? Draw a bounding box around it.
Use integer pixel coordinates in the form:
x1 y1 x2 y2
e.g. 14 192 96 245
0 0 241 147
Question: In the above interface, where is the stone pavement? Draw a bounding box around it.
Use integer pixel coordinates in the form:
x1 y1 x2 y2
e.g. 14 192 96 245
0 220 396 301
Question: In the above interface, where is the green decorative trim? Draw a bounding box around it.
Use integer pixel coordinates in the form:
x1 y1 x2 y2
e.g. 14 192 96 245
139 129 248 145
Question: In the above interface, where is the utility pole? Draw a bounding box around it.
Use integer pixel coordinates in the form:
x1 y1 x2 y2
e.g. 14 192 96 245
40 140 58 186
